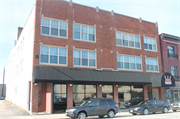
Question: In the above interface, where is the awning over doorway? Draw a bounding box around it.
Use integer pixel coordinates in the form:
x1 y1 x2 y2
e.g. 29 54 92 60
33 66 175 87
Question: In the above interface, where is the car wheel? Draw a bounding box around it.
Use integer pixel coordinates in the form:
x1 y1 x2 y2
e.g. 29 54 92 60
99 115 104 118
173 110 176 112
163 107 168 113
77 112 86 119
107 110 115 118
143 108 149 115
132 113 137 115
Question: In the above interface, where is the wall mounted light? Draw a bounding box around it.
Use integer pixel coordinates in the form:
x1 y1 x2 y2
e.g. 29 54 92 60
34 83 37 85
70 84 72 86
116 85 118 87
99 84 102 87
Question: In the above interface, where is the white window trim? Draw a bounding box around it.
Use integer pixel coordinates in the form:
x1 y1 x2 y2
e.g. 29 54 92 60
73 22 96 43
41 17 68 39
144 36 158 52
40 45 68 67
145 57 159 73
73 48 97 68
117 54 143 71
116 30 141 50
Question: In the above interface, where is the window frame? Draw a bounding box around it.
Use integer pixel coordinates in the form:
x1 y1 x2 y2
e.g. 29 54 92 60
117 54 143 71
144 36 157 52
73 23 96 43
145 57 159 72
41 17 68 39
116 31 141 50
40 45 68 66
73 48 97 68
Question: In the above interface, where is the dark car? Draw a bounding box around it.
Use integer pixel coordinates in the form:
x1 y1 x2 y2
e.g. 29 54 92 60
65 98 118 119
124 97 144 108
129 99 170 115
171 98 180 112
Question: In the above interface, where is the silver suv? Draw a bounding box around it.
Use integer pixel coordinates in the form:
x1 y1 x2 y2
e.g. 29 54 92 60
171 99 180 112
65 98 119 119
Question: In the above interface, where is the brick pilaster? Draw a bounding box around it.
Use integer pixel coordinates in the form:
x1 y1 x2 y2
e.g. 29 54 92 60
46 83 53 114
30 81 39 114
113 84 118 104
143 85 148 100
97 84 102 98
67 83 73 108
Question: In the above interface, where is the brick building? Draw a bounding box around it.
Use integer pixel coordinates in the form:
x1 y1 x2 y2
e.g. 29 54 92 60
159 33 180 103
6 0 175 114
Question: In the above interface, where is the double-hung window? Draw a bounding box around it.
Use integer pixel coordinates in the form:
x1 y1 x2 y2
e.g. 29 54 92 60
116 32 140 49
40 46 67 65
41 18 67 38
170 66 178 77
73 49 96 67
117 54 142 71
74 24 95 42
145 58 158 72
144 37 156 51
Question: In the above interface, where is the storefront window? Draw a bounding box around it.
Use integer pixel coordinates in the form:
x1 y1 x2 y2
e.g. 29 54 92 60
118 85 144 109
73 85 96 106
118 85 131 109
102 85 113 99
53 84 66 113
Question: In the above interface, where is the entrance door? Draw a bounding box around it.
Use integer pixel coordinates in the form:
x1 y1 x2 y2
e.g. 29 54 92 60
53 84 67 113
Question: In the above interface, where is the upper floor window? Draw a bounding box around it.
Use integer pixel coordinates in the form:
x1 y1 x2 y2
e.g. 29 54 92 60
40 46 67 65
170 66 178 77
73 49 96 67
117 54 142 71
116 32 140 49
145 58 158 72
144 37 157 51
41 18 67 38
167 46 175 54
73 24 95 42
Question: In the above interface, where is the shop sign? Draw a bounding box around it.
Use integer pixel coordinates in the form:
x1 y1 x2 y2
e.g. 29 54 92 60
161 72 175 87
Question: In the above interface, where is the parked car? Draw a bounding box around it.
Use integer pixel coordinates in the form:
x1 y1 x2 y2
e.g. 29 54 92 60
171 98 180 112
65 98 118 119
129 99 170 115
124 97 144 108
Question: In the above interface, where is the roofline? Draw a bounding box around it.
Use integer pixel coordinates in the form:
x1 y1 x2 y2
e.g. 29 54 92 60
160 33 180 41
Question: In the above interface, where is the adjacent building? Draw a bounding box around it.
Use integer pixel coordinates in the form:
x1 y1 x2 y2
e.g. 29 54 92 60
159 33 180 103
6 0 175 114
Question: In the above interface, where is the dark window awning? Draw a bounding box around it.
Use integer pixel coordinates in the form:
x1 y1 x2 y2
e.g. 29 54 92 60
33 66 175 87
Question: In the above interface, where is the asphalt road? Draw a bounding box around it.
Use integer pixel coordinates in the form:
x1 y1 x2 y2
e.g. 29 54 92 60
0 100 180 119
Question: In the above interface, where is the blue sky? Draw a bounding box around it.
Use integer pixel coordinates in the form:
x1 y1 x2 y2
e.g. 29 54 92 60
0 0 180 83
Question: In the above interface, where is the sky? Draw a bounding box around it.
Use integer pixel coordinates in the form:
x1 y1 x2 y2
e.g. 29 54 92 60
0 0 180 84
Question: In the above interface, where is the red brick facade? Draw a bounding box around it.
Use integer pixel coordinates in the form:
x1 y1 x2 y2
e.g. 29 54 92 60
30 0 164 114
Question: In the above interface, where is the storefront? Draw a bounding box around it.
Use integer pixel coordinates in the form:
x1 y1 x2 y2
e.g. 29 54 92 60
33 66 175 113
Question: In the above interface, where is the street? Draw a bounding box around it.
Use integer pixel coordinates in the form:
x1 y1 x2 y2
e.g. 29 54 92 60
0 100 180 119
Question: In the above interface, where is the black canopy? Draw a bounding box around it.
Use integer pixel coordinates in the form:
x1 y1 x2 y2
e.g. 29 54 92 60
33 66 175 87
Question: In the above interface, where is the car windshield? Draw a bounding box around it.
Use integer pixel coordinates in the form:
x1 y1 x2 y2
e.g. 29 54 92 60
138 100 151 105
80 100 92 106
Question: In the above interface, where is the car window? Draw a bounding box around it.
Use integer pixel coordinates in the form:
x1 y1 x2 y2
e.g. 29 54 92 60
91 100 99 106
150 100 156 105
156 100 164 104
99 99 108 106
107 99 115 105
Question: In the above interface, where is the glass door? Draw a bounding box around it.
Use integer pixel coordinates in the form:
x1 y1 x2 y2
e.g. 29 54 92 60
53 84 66 113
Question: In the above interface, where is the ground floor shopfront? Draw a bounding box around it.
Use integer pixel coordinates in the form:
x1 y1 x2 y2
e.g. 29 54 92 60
30 66 175 114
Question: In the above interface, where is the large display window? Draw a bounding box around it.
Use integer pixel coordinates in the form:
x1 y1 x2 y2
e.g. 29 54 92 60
73 85 96 106
102 85 113 99
118 85 143 109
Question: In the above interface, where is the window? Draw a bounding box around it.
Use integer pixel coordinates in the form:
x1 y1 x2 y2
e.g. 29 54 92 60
144 37 156 51
156 100 164 104
73 85 96 106
117 55 142 71
41 18 67 37
40 46 67 65
74 24 95 42
170 66 178 77
73 49 96 67
145 58 158 72
116 32 140 49
99 100 108 106
102 85 113 99
168 46 175 54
